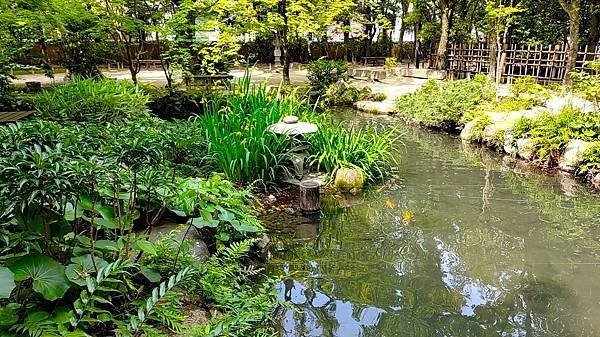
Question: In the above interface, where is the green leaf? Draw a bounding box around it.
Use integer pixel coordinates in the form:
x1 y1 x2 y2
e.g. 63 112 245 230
229 220 260 233
10 253 71 301
0 303 21 327
64 202 84 221
79 195 94 211
65 255 108 286
95 240 119 251
217 208 235 222
140 266 161 283
191 217 218 229
135 240 157 256
0 267 16 299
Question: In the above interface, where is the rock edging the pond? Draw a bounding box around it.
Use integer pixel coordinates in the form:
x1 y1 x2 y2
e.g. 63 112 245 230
459 105 600 188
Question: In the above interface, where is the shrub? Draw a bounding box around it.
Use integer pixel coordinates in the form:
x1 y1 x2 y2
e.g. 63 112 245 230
35 77 150 123
512 106 600 161
509 76 551 105
307 59 349 95
306 121 399 183
570 61 600 108
324 80 359 106
146 88 215 120
394 77 495 129
372 92 387 102
580 142 600 173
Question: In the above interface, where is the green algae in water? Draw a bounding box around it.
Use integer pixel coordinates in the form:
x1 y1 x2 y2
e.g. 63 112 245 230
265 113 600 337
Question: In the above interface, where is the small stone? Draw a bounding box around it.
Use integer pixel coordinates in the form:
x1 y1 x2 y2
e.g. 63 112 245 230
192 239 210 261
256 233 271 254
460 118 479 141
283 115 299 124
503 130 517 156
266 194 277 203
283 207 296 215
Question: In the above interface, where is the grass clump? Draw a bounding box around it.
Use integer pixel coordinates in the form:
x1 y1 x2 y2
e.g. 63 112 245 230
35 77 150 123
372 92 387 102
198 77 310 184
306 121 399 183
394 75 495 129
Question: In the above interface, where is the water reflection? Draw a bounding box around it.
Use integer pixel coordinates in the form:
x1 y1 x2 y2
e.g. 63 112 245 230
278 279 386 337
266 116 600 337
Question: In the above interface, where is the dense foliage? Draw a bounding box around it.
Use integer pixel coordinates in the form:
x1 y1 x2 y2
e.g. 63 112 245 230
197 78 307 184
513 106 600 163
35 78 150 123
0 75 281 336
394 75 496 129
307 60 349 96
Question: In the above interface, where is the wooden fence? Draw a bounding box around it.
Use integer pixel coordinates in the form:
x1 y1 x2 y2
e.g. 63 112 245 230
447 43 600 83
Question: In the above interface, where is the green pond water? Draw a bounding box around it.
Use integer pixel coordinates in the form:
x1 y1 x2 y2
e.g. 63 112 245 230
265 112 600 337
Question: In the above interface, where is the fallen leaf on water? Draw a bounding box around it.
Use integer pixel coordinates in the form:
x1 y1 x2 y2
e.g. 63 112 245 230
402 210 413 224
385 199 394 209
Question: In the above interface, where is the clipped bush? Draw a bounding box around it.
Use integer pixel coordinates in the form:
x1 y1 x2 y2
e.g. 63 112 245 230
307 59 349 95
394 76 495 129
35 77 150 123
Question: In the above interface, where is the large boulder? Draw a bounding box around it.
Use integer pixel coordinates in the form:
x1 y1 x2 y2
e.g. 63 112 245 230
559 139 594 172
516 138 536 160
334 167 365 193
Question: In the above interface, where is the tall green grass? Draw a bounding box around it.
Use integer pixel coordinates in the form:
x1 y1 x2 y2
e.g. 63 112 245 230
199 76 312 184
306 122 400 183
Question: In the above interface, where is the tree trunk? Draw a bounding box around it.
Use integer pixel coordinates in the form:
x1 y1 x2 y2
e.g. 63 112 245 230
590 13 599 47
343 18 351 61
488 34 498 81
279 0 291 84
559 0 581 84
435 0 450 70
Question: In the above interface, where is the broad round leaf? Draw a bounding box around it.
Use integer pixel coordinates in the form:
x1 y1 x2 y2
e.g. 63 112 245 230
0 267 16 299
10 254 71 301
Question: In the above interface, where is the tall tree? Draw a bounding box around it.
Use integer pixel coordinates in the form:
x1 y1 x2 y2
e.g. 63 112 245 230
558 0 582 83
264 0 354 84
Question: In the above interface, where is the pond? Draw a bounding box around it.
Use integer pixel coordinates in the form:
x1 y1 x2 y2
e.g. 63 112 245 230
265 111 600 337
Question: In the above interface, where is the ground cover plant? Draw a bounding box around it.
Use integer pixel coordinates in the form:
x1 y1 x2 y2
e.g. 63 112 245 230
35 77 150 123
394 75 496 129
512 106 600 164
0 78 279 336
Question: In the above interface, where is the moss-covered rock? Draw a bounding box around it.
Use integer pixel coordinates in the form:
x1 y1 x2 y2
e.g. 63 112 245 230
334 167 365 193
